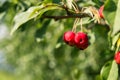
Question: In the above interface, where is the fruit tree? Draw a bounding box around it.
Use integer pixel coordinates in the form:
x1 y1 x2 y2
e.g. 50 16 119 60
0 0 120 80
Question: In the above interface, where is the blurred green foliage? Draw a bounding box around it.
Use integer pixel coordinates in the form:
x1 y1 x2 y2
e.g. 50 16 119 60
0 0 119 80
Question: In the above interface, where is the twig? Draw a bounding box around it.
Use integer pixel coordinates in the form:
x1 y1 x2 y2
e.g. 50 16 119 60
42 13 90 20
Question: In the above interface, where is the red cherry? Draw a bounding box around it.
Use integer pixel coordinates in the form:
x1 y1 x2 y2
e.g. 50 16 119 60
114 51 120 64
77 43 88 50
74 32 88 50
63 31 75 46
99 5 104 18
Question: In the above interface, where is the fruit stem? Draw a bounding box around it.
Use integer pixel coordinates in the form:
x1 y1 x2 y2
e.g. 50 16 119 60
72 18 78 32
80 18 83 32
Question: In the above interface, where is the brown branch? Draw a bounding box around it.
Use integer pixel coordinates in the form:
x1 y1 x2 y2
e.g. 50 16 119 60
41 3 91 20
42 4 92 20
42 13 91 20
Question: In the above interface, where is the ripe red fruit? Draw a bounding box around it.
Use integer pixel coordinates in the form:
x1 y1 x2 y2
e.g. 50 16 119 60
99 5 104 18
114 51 120 64
63 31 75 46
74 32 88 50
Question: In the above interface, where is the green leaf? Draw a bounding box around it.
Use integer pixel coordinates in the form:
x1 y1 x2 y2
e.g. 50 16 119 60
104 0 118 27
92 0 103 6
100 60 118 80
10 3 62 35
104 0 120 36
112 0 120 35
43 0 53 3
111 33 120 50
0 12 5 19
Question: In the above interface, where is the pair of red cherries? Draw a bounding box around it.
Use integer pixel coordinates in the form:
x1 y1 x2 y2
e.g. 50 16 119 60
63 31 89 50
63 31 120 64
63 5 104 50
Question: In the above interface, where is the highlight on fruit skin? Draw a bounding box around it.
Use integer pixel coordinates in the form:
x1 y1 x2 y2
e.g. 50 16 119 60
63 31 75 46
98 5 104 18
114 51 120 64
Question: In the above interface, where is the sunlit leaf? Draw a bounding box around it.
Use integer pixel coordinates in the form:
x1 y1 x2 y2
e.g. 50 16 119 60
66 0 73 9
111 33 120 50
104 0 120 36
101 60 118 80
112 0 120 35
10 3 62 35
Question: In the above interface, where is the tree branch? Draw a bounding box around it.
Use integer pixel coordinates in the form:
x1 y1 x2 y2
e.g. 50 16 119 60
42 13 90 20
